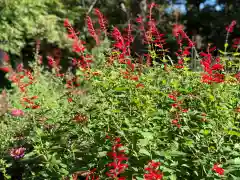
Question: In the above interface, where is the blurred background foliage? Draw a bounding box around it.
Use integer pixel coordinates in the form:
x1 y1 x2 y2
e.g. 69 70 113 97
0 0 240 66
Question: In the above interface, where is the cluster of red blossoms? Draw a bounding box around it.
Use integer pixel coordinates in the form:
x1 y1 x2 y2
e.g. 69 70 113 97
172 23 195 69
144 161 163 180
168 91 188 128
212 163 224 176
9 65 40 109
105 136 163 180
106 137 128 180
10 147 26 159
200 46 224 84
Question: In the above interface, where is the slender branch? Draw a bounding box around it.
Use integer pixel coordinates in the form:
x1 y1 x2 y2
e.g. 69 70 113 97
87 0 98 15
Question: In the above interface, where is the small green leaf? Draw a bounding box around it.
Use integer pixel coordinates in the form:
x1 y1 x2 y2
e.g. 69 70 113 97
170 174 177 180
82 127 89 134
218 49 227 55
226 130 240 137
233 52 240 56
209 94 215 101
139 148 151 156
168 150 187 157
200 129 210 135
140 132 154 140
138 139 149 147
98 151 107 157
114 87 127 91
227 158 240 165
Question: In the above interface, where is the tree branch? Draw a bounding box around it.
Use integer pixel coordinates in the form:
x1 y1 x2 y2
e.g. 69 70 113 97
87 0 98 15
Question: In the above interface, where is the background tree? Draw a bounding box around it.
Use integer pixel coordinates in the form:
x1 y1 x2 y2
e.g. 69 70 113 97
0 0 240 69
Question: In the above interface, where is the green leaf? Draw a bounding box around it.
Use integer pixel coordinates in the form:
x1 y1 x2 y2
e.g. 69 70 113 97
226 130 240 137
82 127 89 134
124 118 132 128
76 70 84 76
227 158 240 165
114 86 128 91
209 94 215 101
98 151 107 157
170 174 177 180
59 168 69 175
218 49 227 55
139 148 151 156
140 132 154 140
138 139 149 147
234 143 240 149
200 129 210 135
168 150 187 157
233 52 240 56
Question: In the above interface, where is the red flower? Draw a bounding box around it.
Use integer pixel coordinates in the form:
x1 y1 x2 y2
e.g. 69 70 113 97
73 113 88 123
3 52 9 62
171 119 181 128
168 94 177 101
94 8 107 36
86 16 99 45
64 19 70 27
136 16 143 23
10 147 26 159
201 73 213 84
171 103 178 108
201 71 224 84
212 164 224 175
148 2 157 9
106 137 128 179
183 47 191 56
211 64 224 71
130 75 139 81
171 119 178 125
226 20 237 33
72 39 85 53
172 24 184 37
232 37 240 48
144 160 163 180
92 72 100 76
112 27 126 56
126 59 135 71
136 83 144 88
85 168 99 180
182 109 188 113
11 109 24 117
31 105 40 109
0 67 10 73
234 72 240 81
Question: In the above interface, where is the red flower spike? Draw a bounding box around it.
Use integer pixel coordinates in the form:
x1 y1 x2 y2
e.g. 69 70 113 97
144 160 163 180
86 16 99 45
106 137 128 179
94 8 107 36
226 20 237 33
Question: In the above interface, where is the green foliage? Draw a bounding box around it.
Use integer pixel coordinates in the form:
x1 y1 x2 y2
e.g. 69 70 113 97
0 60 239 179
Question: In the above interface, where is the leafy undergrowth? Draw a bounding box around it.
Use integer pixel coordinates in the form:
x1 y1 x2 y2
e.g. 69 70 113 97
0 3 240 180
